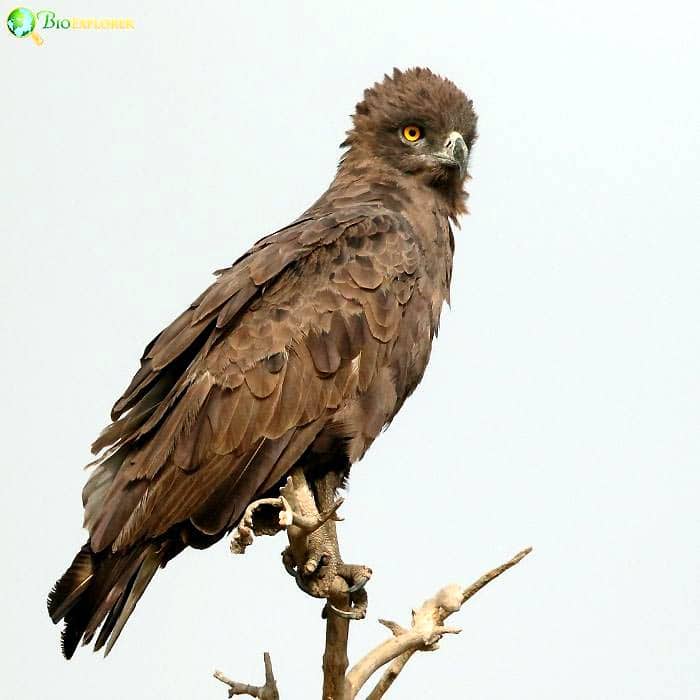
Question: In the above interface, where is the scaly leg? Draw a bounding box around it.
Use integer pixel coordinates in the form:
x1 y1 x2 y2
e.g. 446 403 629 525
286 469 372 619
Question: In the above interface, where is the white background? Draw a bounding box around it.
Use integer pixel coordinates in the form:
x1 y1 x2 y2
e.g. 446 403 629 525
2 1 698 698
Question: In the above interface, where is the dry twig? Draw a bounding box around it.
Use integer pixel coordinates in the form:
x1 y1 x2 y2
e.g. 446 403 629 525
213 652 279 699
358 548 533 699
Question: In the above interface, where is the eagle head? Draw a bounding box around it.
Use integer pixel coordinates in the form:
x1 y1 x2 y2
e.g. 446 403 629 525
341 67 478 195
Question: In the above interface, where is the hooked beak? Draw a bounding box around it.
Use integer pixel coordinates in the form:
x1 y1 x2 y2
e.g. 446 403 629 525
434 131 468 176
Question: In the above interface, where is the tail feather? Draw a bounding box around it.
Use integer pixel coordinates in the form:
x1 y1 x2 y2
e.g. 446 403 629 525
93 574 134 652
47 540 162 659
47 545 95 623
80 545 152 645
102 548 160 655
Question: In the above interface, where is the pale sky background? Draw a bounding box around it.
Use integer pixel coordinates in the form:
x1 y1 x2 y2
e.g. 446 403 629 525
1 1 699 698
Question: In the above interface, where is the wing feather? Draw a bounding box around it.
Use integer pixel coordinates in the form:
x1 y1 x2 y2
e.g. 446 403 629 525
84 206 422 554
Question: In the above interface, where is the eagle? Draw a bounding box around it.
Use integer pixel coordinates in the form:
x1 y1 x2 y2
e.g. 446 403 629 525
48 67 478 658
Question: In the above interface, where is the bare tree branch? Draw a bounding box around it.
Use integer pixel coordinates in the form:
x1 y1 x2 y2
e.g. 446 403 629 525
224 473 531 699
214 652 279 699
364 651 411 700
323 602 351 700
357 548 533 700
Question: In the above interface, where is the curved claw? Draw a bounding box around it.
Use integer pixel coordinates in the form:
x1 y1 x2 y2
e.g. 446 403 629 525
348 575 370 593
350 586 368 617
281 548 297 578
327 585 368 620
294 574 312 595
328 602 366 620
338 564 372 593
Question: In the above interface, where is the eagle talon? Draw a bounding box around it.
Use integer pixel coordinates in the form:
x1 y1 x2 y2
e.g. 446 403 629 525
348 575 370 593
293 565 333 599
349 586 368 618
326 580 368 620
281 548 297 578
328 596 367 620
338 563 372 592
348 576 369 593
328 603 356 619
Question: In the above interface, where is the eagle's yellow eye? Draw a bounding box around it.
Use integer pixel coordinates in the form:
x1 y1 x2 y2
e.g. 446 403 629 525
402 125 423 142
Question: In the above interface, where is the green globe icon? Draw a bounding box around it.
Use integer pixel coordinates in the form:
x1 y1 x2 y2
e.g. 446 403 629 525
7 7 36 38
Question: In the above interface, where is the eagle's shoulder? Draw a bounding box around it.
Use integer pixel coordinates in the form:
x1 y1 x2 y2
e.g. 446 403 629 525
96 206 417 449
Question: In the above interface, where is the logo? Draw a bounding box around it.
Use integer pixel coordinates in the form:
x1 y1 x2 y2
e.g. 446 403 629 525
6 7 135 45
6 7 42 44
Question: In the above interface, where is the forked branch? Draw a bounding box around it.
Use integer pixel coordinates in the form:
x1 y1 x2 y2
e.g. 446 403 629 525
213 652 279 699
215 469 531 699
353 548 532 699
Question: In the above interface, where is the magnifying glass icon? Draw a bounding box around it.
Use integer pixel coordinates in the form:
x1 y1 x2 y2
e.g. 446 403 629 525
7 7 44 46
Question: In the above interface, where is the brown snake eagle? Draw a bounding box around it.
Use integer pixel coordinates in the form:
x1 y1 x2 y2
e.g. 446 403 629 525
48 67 478 658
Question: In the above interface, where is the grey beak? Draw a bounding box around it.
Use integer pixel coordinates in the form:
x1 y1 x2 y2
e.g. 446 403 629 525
441 131 468 175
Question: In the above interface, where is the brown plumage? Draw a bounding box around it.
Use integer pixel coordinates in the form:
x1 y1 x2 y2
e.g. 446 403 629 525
47 67 478 658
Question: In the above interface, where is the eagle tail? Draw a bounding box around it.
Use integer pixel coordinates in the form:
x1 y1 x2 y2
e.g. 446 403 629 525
47 541 162 659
